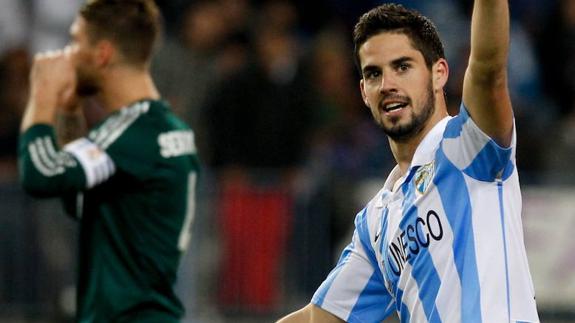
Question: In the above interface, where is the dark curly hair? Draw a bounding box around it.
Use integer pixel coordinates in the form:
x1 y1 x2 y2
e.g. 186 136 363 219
353 4 445 72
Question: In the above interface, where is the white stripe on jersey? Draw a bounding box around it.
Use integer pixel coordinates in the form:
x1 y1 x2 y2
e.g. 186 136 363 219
465 173 509 321
321 235 376 320
500 176 539 321
398 263 428 322
42 137 78 168
29 138 65 176
34 138 60 170
425 187 461 322
42 136 59 161
89 101 150 149
28 135 81 177
64 138 116 189
442 116 490 170
90 111 130 144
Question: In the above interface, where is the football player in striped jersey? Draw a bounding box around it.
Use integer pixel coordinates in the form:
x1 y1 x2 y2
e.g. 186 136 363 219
278 1 539 322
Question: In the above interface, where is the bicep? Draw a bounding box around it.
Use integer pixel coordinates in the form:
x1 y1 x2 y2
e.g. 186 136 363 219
462 60 513 147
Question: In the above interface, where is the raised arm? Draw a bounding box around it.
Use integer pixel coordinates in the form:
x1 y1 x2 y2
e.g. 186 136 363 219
462 0 512 147
21 47 77 133
18 47 114 197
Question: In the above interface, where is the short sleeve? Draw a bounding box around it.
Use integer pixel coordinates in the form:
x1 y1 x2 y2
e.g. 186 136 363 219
312 209 395 323
440 104 515 182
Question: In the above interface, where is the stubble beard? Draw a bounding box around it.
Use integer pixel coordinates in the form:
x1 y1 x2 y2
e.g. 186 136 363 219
377 82 435 143
75 67 100 97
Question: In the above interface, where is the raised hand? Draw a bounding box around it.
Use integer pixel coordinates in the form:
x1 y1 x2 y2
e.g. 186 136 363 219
30 46 78 112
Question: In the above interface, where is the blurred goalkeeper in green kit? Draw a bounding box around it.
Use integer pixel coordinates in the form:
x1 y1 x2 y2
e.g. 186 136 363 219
18 0 199 321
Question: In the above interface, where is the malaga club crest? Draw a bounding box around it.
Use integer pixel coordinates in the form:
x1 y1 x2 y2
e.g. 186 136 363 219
414 162 434 196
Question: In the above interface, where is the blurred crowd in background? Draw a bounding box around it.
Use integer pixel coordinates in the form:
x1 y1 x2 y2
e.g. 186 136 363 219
1 0 575 322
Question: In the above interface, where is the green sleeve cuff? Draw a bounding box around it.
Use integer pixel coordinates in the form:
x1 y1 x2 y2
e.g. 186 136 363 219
19 124 57 151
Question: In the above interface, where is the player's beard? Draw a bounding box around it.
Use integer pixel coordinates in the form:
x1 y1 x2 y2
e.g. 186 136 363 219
76 66 100 97
378 79 435 143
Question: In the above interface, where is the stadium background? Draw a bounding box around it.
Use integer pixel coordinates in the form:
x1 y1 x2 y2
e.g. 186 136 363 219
1 0 574 322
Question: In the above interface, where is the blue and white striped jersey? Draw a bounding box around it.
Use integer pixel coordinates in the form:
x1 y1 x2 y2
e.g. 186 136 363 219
312 106 539 323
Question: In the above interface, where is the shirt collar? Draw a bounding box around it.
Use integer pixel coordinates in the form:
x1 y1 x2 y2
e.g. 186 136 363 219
411 116 451 167
376 116 451 208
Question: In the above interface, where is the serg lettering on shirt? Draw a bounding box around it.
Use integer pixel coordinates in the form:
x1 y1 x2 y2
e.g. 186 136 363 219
159 130 196 158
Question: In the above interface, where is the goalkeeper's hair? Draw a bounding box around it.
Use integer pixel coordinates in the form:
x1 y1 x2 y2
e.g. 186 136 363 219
80 0 161 66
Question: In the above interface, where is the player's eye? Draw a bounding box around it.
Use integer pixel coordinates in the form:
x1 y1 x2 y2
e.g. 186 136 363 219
397 63 411 72
364 70 381 80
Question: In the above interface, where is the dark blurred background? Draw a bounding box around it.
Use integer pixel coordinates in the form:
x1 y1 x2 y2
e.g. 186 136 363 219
1 0 575 322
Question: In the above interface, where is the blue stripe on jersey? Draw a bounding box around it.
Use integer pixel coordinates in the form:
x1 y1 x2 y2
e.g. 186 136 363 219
379 208 392 276
312 242 354 307
443 104 469 139
349 271 395 322
401 169 443 323
411 251 443 323
501 159 514 181
497 182 511 321
378 208 389 255
434 149 483 323
397 288 411 323
356 208 381 269
462 139 512 181
444 104 514 182
353 208 395 321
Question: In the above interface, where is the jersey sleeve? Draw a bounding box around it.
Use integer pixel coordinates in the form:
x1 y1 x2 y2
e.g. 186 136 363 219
18 124 115 198
440 103 516 182
311 209 395 323
100 121 157 179
90 103 198 182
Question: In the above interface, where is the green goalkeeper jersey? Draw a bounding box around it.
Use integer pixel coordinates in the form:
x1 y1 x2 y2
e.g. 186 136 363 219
19 100 199 322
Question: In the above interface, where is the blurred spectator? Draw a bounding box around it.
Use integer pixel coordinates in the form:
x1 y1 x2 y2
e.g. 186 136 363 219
206 1 311 172
152 1 252 320
155 0 194 36
535 0 575 182
29 0 80 52
290 27 394 297
507 21 555 181
152 0 251 161
0 0 29 55
538 0 575 119
415 0 470 115
205 1 313 314
0 1 30 182
0 48 30 182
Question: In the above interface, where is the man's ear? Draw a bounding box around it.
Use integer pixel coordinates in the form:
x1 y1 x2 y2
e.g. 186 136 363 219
95 40 115 67
360 79 369 107
432 58 449 92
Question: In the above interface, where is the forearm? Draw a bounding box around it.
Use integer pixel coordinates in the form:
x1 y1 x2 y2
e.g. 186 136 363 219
18 125 86 197
462 0 513 147
469 0 509 70
20 93 58 132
